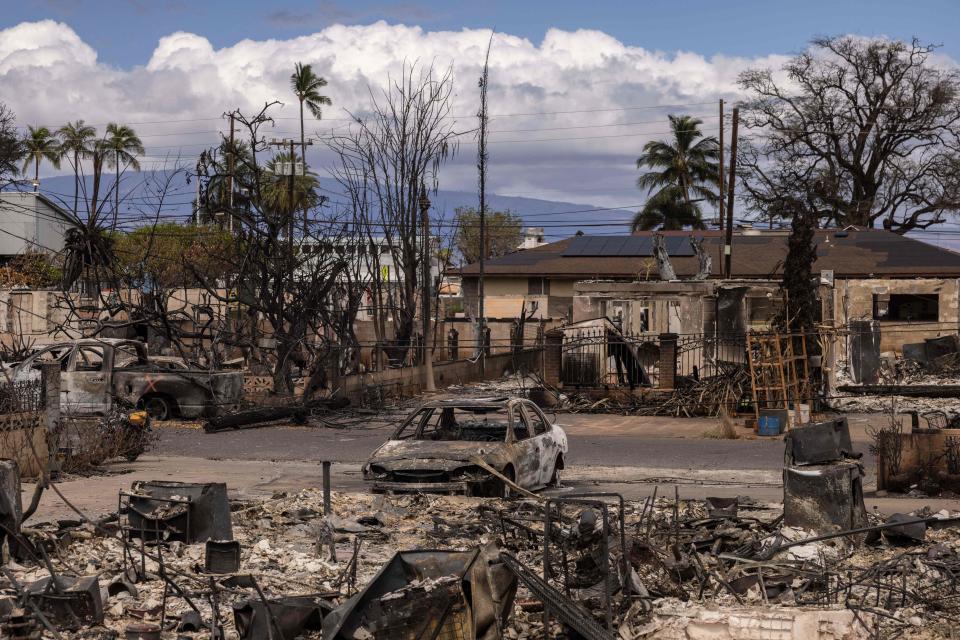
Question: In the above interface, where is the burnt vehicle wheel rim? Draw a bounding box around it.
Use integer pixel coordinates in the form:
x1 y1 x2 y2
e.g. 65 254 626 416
144 397 170 420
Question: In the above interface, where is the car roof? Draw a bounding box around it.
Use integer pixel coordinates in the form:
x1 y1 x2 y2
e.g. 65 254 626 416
419 396 526 409
43 338 144 348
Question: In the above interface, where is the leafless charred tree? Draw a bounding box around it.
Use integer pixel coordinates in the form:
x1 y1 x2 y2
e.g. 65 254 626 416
327 62 458 366
738 36 960 232
191 103 349 393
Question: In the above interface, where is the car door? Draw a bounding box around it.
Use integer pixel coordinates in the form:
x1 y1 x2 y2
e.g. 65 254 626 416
509 403 543 488
14 344 74 406
520 402 558 487
63 345 111 415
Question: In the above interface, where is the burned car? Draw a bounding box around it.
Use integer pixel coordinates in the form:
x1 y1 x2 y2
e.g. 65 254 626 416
363 397 568 496
11 339 242 420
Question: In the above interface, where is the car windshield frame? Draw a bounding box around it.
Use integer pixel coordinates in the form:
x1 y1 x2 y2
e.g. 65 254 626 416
392 404 517 443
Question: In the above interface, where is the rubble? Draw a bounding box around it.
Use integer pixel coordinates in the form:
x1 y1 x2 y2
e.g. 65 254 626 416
3 472 960 638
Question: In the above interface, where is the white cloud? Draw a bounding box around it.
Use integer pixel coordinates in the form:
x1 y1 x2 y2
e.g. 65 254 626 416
0 19 800 207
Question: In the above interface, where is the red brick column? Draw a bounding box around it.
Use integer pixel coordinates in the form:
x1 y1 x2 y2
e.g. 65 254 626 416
658 333 678 390
543 329 563 387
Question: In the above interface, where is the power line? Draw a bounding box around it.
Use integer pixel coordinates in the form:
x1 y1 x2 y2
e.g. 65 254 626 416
21 100 721 130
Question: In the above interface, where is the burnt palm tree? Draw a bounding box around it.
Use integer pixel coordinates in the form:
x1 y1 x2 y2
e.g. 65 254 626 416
632 115 718 231
21 126 61 192
104 123 144 229
57 120 97 215
290 62 331 169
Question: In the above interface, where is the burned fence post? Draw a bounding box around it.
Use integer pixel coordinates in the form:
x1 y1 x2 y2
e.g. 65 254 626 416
0 459 22 557
447 327 459 361
543 329 563 387
322 461 332 516
658 333 679 390
39 362 60 434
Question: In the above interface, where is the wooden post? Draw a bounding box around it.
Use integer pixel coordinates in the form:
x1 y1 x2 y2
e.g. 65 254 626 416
718 99 725 231
322 461 332 516
723 107 739 278
419 187 436 392
227 111 235 231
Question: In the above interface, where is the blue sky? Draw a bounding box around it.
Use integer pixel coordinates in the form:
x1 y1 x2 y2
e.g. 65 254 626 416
4 0 960 246
16 0 960 68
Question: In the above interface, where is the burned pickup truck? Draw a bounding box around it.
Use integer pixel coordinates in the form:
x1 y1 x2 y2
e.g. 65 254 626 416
11 339 242 420
363 397 568 497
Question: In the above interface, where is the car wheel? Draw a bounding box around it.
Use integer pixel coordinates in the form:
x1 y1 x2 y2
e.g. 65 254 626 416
142 396 172 421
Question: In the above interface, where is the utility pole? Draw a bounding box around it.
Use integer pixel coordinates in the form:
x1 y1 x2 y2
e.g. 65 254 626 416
227 111 235 232
477 34 492 374
419 185 436 392
723 107 739 279
717 98 725 275
718 100 725 230
269 137 300 287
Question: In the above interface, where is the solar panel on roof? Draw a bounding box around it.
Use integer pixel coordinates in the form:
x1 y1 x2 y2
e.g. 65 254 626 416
562 235 695 257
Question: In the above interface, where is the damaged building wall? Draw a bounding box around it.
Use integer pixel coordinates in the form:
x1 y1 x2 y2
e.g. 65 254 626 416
460 276 576 321
833 278 960 353
572 280 780 336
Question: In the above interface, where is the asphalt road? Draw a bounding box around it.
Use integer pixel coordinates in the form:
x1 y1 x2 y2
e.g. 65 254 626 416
156 412 876 476
23 413 937 523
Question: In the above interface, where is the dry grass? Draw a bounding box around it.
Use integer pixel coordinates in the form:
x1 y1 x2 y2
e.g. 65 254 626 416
702 408 740 439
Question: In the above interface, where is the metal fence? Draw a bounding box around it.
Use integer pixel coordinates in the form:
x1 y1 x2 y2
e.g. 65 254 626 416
676 333 748 381
0 379 44 415
560 330 747 389
561 329 661 388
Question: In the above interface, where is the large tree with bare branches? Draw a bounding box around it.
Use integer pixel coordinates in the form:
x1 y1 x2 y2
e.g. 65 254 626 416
327 62 458 364
737 36 960 232
192 103 349 392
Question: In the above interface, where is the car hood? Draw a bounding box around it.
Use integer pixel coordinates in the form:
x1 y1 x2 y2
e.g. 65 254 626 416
368 439 507 470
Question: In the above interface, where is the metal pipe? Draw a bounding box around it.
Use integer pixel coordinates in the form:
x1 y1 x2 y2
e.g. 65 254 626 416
722 515 960 563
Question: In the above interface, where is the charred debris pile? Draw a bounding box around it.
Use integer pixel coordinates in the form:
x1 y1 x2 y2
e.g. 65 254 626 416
2 478 960 637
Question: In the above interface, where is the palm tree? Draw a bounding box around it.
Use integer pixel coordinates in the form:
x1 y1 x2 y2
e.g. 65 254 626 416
104 123 145 229
57 120 97 215
262 151 320 217
290 62 331 170
632 187 706 231
632 115 719 231
21 126 61 192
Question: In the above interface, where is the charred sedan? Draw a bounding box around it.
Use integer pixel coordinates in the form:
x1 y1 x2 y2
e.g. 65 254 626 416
363 397 568 496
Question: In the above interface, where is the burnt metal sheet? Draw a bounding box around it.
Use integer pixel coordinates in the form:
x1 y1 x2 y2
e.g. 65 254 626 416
25 575 103 630
126 481 233 543
784 418 855 466
848 320 881 384
783 463 867 533
716 287 748 335
705 497 739 518
233 595 330 640
323 543 516 640
925 336 959 360
902 342 927 363
881 513 927 545
205 540 241 574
